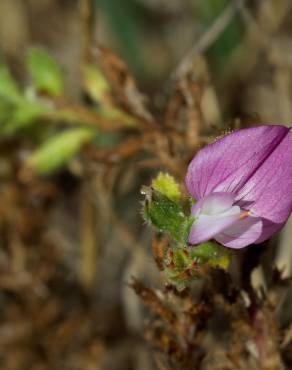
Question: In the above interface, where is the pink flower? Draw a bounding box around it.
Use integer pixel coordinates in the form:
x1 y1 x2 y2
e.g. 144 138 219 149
186 125 292 248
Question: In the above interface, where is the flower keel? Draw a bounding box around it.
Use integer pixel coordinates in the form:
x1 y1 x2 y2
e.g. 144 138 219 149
189 192 263 248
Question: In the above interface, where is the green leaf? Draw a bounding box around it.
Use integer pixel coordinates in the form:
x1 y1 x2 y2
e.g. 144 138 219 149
82 63 111 103
144 188 194 243
26 48 64 96
0 64 23 103
28 127 96 174
4 101 50 134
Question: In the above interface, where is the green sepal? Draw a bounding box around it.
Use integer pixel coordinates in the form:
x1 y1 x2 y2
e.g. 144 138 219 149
189 241 231 270
143 187 194 243
164 242 231 289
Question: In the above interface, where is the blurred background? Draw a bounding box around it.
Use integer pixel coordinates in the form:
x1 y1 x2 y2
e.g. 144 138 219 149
0 0 292 369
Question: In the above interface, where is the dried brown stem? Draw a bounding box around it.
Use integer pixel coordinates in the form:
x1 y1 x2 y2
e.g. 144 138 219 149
80 0 95 63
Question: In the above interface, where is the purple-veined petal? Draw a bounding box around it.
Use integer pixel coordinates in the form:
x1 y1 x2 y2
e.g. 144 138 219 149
186 125 289 200
189 206 241 245
236 130 292 223
192 192 236 216
215 216 263 249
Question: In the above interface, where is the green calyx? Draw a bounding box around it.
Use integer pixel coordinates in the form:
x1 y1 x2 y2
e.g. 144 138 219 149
143 187 194 244
142 173 232 288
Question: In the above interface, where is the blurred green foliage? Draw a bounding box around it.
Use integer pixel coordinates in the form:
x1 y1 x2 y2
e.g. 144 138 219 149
0 48 105 175
0 1 246 175
83 63 111 103
0 62 52 135
28 127 95 174
200 0 244 70
94 0 147 77
27 48 64 96
0 64 23 104
94 0 245 81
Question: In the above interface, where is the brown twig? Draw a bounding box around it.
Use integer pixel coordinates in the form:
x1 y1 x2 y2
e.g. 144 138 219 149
80 0 95 63
79 178 100 290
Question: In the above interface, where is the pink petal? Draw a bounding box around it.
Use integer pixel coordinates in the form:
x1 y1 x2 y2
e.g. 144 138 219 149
236 130 292 223
186 125 289 200
215 216 263 249
254 220 285 244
